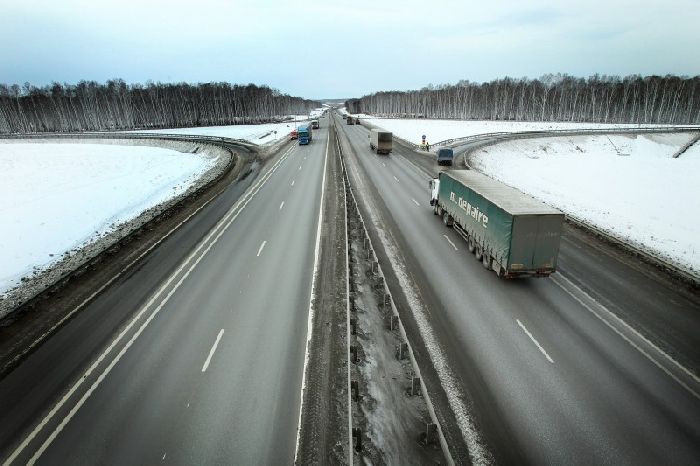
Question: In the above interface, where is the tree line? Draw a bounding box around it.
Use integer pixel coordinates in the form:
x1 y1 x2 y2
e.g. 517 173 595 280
0 80 320 133
345 74 700 125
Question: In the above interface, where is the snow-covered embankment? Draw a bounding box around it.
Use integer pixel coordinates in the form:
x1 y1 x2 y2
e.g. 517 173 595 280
469 132 700 276
0 138 232 319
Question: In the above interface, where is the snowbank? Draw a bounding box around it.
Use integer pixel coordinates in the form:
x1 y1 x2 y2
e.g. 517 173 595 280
0 140 228 317
469 133 700 274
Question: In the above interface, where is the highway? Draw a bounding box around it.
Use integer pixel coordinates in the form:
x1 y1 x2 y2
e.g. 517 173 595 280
0 122 329 464
336 115 700 464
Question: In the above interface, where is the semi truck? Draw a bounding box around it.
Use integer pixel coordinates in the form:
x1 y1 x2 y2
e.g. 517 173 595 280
346 116 355 125
311 119 320 129
430 170 564 278
298 125 312 145
369 129 392 155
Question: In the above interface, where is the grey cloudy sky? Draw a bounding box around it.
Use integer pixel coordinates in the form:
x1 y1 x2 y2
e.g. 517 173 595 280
1 0 698 99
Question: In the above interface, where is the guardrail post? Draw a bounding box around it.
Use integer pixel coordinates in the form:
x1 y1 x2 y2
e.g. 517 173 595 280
375 276 385 290
351 380 360 401
411 377 421 396
396 342 408 360
425 423 438 445
390 315 399 331
352 427 363 452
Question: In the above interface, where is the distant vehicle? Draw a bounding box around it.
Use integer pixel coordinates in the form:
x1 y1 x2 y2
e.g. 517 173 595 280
298 125 312 145
436 148 454 166
346 116 355 125
369 129 392 155
430 170 564 278
290 129 298 140
342 114 348 119
311 119 320 129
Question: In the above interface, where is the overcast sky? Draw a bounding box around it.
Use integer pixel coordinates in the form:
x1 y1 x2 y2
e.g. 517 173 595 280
1 0 698 100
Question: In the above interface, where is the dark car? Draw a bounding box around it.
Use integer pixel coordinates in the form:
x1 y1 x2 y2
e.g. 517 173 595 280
437 148 454 166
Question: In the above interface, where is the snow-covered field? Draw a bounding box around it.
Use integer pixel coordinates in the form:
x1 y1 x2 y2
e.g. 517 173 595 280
470 133 700 274
138 109 327 144
0 142 217 298
138 121 300 144
357 115 677 146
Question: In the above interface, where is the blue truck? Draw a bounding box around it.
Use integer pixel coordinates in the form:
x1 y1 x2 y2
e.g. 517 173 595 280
298 125 313 145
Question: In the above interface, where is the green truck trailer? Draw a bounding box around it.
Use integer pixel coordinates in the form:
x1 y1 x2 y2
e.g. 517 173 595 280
430 170 564 278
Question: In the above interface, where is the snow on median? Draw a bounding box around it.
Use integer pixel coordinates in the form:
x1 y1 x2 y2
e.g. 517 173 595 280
0 141 225 317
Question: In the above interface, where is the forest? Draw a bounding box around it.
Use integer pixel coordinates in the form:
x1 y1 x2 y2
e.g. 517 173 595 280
345 74 700 125
0 80 320 133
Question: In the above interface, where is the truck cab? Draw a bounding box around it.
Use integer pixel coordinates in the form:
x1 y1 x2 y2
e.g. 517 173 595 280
298 125 312 145
290 129 298 140
437 148 454 166
311 120 319 129
429 178 440 206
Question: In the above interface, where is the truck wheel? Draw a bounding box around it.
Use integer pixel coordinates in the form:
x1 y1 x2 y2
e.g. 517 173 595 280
433 203 439 215
497 267 506 278
442 212 453 227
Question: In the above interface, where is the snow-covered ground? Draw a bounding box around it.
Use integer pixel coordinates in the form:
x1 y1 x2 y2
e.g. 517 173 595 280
0 142 217 298
469 133 700 274
355 114 678 146
138 121 300 144
138 109 327 144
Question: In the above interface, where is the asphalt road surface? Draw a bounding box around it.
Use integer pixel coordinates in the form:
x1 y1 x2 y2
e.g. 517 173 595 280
337 115 700 465
0 122 329 464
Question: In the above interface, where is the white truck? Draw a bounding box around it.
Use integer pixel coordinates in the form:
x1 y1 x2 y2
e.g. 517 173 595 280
369 129 392 155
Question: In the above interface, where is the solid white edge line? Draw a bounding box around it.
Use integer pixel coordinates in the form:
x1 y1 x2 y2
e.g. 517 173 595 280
443 235 458 251
291 180 295 186
279 201 285 210
411 198 420 206
393 175 399 182
293 130 329 462
4 144 295 466
553 274 700 400
517 319 554 364
201 329 224 372
256 240 267 257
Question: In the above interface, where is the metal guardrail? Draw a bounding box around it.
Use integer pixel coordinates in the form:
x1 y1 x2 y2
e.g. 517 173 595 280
0 131 259 148
403 125 700 150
